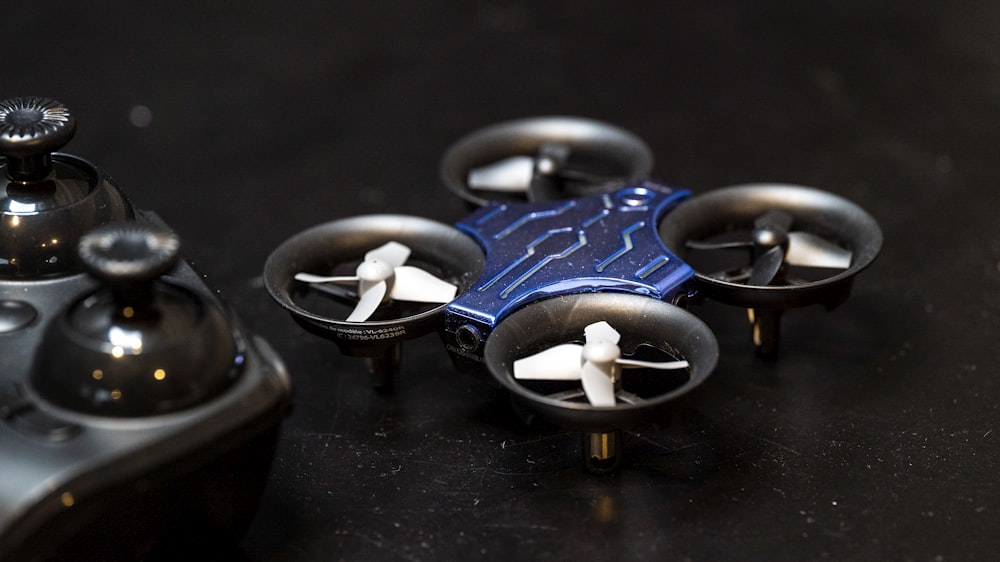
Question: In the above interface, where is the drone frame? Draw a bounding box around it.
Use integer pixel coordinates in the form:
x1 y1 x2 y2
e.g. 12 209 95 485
264 119 883 472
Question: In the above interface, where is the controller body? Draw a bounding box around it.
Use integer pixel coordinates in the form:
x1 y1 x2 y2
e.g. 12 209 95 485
0 209 291 560
0 106 292 559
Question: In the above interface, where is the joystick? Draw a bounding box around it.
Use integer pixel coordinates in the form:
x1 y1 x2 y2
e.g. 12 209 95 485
0 97 132 278
32 223 239 417
0 97 76 181
0 97 291 560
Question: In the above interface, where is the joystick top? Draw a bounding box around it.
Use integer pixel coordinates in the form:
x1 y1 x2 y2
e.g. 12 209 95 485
0 96 133 278
0 97 76 181
78 223 181 313
31 223 241 417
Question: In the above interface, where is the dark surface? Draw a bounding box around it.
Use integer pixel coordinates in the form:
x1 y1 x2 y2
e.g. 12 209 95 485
7 2 999 560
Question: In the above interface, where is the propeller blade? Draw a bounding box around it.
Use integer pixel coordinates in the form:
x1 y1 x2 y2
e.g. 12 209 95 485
389 265 458 303
580 360 616 407
365 241 411 268
294 272 360 284
467 156 535 192
346 280 388 322
748 246 785 286
584 321 621 345
616 358 690 370
513 344 585 380
754 209 794 232
786 231 852 269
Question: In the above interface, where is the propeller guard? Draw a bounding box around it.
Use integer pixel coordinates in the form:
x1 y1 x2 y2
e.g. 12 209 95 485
483 293 718 433
440 116 654 207
263 214 485 356
658 183 883 310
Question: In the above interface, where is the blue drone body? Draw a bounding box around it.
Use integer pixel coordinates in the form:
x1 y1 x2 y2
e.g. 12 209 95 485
443 181 696 362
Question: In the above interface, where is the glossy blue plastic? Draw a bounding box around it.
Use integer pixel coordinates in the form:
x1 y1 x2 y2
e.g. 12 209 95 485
444 181 695 359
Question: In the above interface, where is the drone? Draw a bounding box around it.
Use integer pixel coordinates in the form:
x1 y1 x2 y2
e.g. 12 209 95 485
264 116 882 472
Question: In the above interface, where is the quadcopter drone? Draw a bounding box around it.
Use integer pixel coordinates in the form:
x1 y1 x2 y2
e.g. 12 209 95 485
264 116 882 472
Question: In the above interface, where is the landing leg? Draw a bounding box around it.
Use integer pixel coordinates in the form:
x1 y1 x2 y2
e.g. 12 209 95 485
582 429 623 473
749 308 783 360
365 343 402 391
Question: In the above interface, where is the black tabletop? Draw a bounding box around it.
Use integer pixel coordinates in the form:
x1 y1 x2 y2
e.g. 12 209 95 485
8 2 999 560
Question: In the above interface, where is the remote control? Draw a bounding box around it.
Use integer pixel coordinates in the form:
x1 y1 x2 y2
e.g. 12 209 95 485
0 97 291 560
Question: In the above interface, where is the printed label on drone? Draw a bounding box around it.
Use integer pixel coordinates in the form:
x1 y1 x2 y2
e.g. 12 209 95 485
332 326 406 341
445 343 484 363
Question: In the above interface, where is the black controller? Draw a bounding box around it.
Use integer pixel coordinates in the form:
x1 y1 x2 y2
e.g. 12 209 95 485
0 97 291 560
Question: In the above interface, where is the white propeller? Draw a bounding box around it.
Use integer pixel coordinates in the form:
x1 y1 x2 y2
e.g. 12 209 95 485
513 321 689 407
785 231 852 269
466 143 583 193
468 155 536 192
688 209 854 286
294 241 458 322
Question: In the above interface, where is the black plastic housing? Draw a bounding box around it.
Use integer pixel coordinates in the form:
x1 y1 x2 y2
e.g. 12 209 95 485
0 211 291 561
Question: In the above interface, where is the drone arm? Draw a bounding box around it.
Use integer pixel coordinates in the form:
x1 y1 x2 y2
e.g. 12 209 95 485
615 358 690 370
294 273 360 284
